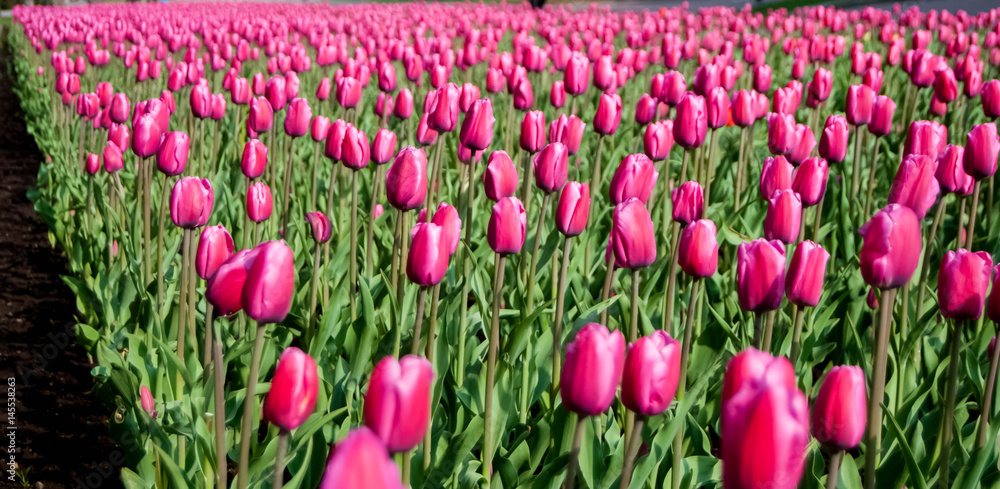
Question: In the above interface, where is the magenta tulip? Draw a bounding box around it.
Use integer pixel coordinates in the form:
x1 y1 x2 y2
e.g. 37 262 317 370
938 249 993 320
242 240 295 324
611 199 657 269
678 219 719 279
170 177 213 229
196 225 234 280
488 196 526 255
811 365 867 451
363 355 434 453
859 204 922 290
483 151 518 202
459 98 495 151
306 212 332 244
317 428 405 489
785 241 830 308
621 330 681 416
246 182 273 223
156 131 189 176
385 147 428 211
736 239 786 312
263 347 319 431
887 154 940 219
406 223 450 286
609 153 658 205
671 180 704 225
556 182 590 237
964 122 1000 180
560 323 626 416
674 92 708 149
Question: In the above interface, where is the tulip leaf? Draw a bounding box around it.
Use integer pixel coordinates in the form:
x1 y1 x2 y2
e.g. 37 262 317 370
882 402 930 489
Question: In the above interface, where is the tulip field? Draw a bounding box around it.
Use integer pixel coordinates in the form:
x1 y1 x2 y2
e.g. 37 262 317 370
8 1 1000 488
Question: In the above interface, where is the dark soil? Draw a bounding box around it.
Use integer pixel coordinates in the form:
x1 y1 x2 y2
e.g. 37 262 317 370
0 26 122 489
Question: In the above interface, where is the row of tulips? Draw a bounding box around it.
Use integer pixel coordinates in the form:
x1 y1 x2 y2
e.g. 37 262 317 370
9 1 1000 488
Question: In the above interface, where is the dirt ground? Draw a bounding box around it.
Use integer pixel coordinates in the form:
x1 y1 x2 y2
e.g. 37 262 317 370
0 31 122 489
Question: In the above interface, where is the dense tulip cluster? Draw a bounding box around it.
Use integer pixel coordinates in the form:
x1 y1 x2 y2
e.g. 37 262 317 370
11 1 1000 488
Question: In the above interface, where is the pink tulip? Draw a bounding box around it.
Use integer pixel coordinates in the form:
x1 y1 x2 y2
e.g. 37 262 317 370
533 142 569 194
819 115 849 163
766 112 796 156
406 223 450 286
609 153 658 205
936 145 973 195
887 154 940 219
964 122 1000 180
263 347 319 431
385 147 428 211
792 157 828 207
242 240 295 324
785 241 830 307
242 139 268 180
737 239 786 312
246 182 273 223
156 131 189 176
611 199 657 269
812 366 867 451
459 98 495 151
904 120 948 160
519 111 546 153
764 189 802 244
938 249 993 320
556 182 590 237
483 151 518 202
593 93 623 136
317 428 405 489
560 323 626 416
196 225 234 280
621 330 681 416
859 204 922 290
678 219 719 279
868 95 896 137
364 355 434 453
488 196 526 255
284 98 312 138
170 177 214 229
643 120 674 162
674 92 707 149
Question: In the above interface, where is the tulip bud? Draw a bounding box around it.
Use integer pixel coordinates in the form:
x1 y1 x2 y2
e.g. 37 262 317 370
385 147 428 211
621 331 681 416
248 97 273 134
156 131 189 176
594 93 623 136
317 428 406 489
766 112 796 156
934 67 958 103
109 93 130 124
85 153 99 175
964 122 1000 180
519 111 546 153
206 249 256 316
246 182 274 223
846 84 875 126
196 225 234 280
406 222 450 286
787 124 815 165
731 90 755 127
721 348 796 405
316 77 332 101
263 347 319 431
483 151 518 202
611 199 657 269
760 155 794 200
904 120 948 160
811 366 867 452
643 120 674 162
415 113 438 146
458 98 495 151
721 380 808 489
549 114 585 155
859 204 922 290
791 157 828 207
868 95 896 137
170 177 214 229
138 385 157 418
635 94 657 126
429 203 462 256
737 239 786 312
819 115 849 162
242 139 268 179
670 180 704 225
429 83 460 133
867 288 880 309
488 196 526 255
982 80 1000 119
887 154 940 219
311 116 332 143
556 182 590 237
753 64 772 93
560 323 626 416
341 125 371 170
674 92 708 149
564 53 590 95
609 153 658 205
102 142 124 173
394 89 414 120
936 145 973 195
938 249 993 320
284 98 312 138
785 241 830 307
132 113 164 158
678 219 719 279
242 240 295 323
764 189 802 244
336 77 362 109
211 94 227 120
534 142 569 194
364 355 434 453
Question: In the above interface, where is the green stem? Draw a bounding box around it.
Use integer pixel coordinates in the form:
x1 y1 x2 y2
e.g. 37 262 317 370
863 136 881 219
273 430 289 489
457 164 476 384
589 136 605 201
350 169 359 321
663 222 680 334
213 321 227 489
939 320 965 489
864 288 897 489
367 164 385 279
734 127 746 213
237 323 267 489
564 416 587 489
851 125 863 199
423 283 440 470
966 180 981 249
761 310 777 353
520 192 551 423
790 304 806 366
599 260 616 326
619 417 645 489
826 451 843 489
409 287 428 356
551 237 572 407
977 324 1000 448
705 128 719 208
672 279 701 489
307 243 322 350
156 175 170 312
482 254 507 481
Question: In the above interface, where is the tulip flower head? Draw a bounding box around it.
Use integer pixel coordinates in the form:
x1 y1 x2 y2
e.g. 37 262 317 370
859 204 922 290
938 249 993 320
560 323 626 416
364 355 434 453
196 225 234 280
170 177 214 229
556 182 590 237
263 347 319 431
811 366 867 452
317 428 406 489
385 147 428 211
242 240 295 324
678 219 719 279
736 239 786 312
621 330 681 416
488 196 526 255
